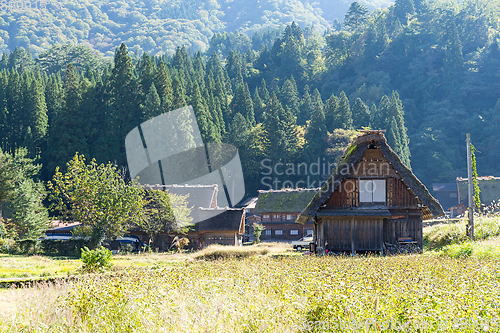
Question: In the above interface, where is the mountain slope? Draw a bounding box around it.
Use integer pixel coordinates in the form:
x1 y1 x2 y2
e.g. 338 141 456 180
0 0 392 56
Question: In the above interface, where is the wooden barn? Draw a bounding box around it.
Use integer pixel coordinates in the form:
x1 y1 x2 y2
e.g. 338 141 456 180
296 131 444 254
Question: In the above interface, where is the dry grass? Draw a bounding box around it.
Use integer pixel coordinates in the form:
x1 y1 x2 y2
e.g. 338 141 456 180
193 242 293 260
1 255 499 332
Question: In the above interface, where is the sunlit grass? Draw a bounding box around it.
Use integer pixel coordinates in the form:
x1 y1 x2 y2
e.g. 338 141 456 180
0 255 78 280
424 215 500 259
0 255 499 332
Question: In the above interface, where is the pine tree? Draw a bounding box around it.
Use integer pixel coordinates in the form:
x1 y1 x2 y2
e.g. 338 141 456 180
443 21 464 95
191 81 219 143
304 103 327 160
375 95 390 130
324 93 338 133
264 93 298 162
47 64 88 173
6 69 22 152
335 91 353 130
227 112 249 148
311 88 324 119
253 88 265 123
108 43 141 165
0 72 8 152
344 2 369 31
154 60 173 112
394 0 415 24
230 82 255 127
352 97 370 128
26 77 48 151
9 178 49 242
172 76 187 110
298 85 313 125
280 77 300 119
139 53 155 97
259 78 270 102
143 83 162 121
386 91 411 168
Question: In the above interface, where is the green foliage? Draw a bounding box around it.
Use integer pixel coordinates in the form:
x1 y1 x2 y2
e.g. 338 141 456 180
471 144 481 211
424 216 500 251
137 189 193 247
48 153 144 249
343 2 370 31
252 223 265 243
80 246 113 273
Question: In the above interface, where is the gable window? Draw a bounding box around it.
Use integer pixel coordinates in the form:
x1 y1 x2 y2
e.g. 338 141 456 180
275 230 283 235
359 179 386 203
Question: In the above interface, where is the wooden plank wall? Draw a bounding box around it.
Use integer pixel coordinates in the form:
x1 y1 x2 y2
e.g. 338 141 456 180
322 218 383 252
387 178 419 208
350 148 398 178
383 211 423 248
326 179 358 208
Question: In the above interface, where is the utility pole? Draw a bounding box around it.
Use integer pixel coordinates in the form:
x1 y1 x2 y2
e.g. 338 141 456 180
466 133 474 241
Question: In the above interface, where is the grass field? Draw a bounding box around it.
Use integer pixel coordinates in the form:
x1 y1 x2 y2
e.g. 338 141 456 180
1 253 499 332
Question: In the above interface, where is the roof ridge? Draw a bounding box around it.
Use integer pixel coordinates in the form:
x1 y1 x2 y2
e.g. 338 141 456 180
257 188 320 193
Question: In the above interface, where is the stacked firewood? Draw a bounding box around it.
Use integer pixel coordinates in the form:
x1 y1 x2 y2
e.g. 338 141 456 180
384 242 422 255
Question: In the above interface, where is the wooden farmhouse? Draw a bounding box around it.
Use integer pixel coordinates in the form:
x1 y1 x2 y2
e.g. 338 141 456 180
253 188 317 241
296 131 444 254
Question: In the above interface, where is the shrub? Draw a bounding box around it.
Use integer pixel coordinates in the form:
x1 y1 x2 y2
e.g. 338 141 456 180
0 237 15 253
80 246 113 273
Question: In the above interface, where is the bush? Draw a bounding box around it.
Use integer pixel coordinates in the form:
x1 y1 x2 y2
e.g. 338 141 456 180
40 238 89 256
0 237 15 253
80 246 113 273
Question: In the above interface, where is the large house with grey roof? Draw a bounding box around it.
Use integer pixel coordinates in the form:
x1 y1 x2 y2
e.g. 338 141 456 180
252 188 318 241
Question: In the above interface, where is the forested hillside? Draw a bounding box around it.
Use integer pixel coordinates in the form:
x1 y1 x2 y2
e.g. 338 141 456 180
1 0 500 195
0 0 392 56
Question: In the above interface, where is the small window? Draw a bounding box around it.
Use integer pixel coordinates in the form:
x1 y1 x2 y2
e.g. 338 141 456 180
290 230 298 235
306 230 313 235
287 214 294 220
265 230 271 235
275 230 283 235
273 214 281 219
359 179 386 203
263 214 269 219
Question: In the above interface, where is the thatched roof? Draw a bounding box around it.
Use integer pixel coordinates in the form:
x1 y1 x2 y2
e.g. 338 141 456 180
254 188 319 214
144 184 218 209
195 208 245 233
296 131 444 223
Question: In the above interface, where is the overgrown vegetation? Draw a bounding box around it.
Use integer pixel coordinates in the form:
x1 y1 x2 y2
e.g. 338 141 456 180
1 255 499 331
80 247 113 273
424 215 500 259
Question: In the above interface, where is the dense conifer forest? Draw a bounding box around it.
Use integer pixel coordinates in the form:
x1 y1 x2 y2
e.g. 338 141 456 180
0 0 500 196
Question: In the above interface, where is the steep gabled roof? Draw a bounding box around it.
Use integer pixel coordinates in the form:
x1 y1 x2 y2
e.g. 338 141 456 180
144 184 218 209
254 188 319 214
296 131 444 223
195 208 245 233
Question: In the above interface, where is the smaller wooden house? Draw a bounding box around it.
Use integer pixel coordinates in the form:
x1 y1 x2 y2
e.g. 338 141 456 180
253 188 317 241
297 131 444 254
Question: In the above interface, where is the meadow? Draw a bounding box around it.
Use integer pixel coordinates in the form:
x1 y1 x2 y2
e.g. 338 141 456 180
0 218 499 332
0 251 499 332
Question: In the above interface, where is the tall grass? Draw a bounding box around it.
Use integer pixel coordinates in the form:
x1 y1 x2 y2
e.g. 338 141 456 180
424 215 500 250
1 256 499 332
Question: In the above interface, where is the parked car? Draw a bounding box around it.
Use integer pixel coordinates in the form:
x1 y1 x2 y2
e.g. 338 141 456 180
292 236 313 251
